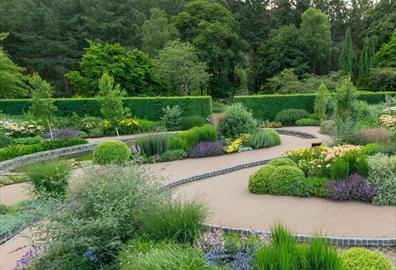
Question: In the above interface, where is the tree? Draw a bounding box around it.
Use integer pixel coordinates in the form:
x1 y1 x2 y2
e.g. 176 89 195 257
97 72 127 137
374 29 396 68
0 33 28 98
334 77 359 122
258 25 309 80
172 0 247 96
338 28 353 75
357 37 376 86
155 40 210 96
300 8 332 74
141 8 179 56
314 83 328 121
261 69 303 94
66 41 164 96
29 74 57 139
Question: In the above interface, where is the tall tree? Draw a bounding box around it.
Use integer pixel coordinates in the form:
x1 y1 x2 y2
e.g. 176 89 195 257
258 24 309 81
0 33 28 98
339 28 353 75
374 29 396 68
66 41 164 96
29 74 57 139
141 8 179 56
300 8 332 74
172 0 247 96
357 36 376 86
155 40 210 96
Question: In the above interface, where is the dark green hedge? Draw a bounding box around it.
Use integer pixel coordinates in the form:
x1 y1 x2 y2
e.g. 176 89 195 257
0 96 212 120
235 92 396 120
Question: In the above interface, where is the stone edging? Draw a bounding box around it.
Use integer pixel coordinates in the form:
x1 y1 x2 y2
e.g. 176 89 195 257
161 159 396 247
0 131 179 172
275 128 318 139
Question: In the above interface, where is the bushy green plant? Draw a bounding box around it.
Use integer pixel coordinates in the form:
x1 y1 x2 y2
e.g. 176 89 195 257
293 176 328 197
315 83 328 121
160 149 187 162
255 224 306 270
330 158 350 180
34 165 167 269
244 129 281 149
218 103 257 139
138 201 207 244
181 115 205 130
118 242 215 270
0 138 87 162
320 120 335 135
368 154 396 205
25 161 71 198
342 152 369 177
161 105 183 131
170 125 217 151
249 165 276 193
306 237 344 270
11 136 43 145
268 166 306 195
295 118 320 126
0 129 12 148
92 140 130 165
268 158 297 167
75 116 102 133
131 134 172 157
341 248 394 270
275 109 308 126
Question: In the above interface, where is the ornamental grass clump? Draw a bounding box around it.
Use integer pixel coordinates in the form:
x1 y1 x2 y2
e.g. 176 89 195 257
131 133 172 156
34 165 167 270
243 129 281 149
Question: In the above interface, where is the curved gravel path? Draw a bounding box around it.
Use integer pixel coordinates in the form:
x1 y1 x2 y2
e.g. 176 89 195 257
174 166 396 238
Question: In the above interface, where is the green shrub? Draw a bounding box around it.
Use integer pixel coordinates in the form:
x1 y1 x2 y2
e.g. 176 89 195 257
320 120 335 135
268 166 306 195
118 242 214 270
368 154 396 205
275 109 308 126
293 176 328 197
0 96 212 120
92 140 130 165
343 152 369 177
341 247 394 270
131 134 172 157
25 161 71 198
160 149 187 162
295 118 320 126
75 115 102 133
234 92 395 120
170 125 217 151
34 165 167 269
161 105 183 131
218 103 257 139
306 237 344 270
249 165 276 194
0 138 88 162
361 143 381 155
268 158 297 167
181 115 205 130
0 129 12 148
138 201 207 244
330 158 350 180
11 136 43 145
244 129 281 149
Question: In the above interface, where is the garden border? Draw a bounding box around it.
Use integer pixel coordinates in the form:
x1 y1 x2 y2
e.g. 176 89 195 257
163 159 396 247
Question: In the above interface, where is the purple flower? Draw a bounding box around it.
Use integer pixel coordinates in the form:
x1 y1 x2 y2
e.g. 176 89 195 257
188 140 226 158
195 229 224 251
13 245 42 270
231 251 253 270
327 174 376 202
83 248 98 263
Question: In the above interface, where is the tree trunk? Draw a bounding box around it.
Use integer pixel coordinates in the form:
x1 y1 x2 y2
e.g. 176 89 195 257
47 119 54 140
115 127 120 137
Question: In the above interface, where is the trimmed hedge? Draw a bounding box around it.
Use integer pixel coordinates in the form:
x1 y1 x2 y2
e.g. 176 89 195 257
235 92 396 120
0 96 212 121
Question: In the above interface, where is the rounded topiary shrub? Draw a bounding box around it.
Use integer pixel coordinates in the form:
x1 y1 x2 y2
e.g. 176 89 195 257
268 158 297 167
93 140 130 165
218 103 257 139
274 109 308 126
341 248 394 270
248 165 276 193
268 166 306 195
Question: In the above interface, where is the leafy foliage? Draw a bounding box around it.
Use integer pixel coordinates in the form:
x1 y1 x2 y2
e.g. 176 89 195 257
275 109 308 126
218 103 257 139
341 248 394 270
92 140 130 165
161 105 183 131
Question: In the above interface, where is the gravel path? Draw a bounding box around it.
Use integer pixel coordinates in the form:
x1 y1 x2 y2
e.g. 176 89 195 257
174 166 396 238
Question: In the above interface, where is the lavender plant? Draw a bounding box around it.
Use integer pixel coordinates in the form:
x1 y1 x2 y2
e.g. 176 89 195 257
188 140 226 158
